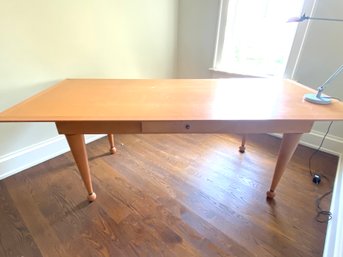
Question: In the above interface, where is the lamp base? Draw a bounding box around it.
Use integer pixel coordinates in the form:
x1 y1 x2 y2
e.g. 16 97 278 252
304 93 332 105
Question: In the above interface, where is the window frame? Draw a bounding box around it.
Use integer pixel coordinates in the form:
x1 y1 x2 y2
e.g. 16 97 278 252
212 0 318 78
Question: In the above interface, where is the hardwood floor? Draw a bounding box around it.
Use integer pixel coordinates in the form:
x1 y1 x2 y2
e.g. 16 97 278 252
0 134 338 257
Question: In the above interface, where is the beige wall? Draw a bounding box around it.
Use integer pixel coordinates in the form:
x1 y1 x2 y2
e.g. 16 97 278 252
0 0 178 156
177 0 220 78
176 0 343 152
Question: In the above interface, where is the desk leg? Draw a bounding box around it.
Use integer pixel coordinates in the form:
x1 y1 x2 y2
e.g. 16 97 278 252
107 134 116 154
239 135 247 153
65 134 96 202
267 133 302 199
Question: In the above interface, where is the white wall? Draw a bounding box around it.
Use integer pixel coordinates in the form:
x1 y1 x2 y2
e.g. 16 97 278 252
176 0 343 154
0 0 178 177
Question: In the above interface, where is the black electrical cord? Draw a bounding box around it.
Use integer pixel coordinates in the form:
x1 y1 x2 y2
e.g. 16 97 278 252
315 190 333 223
308 121 334 223
308 121 334 180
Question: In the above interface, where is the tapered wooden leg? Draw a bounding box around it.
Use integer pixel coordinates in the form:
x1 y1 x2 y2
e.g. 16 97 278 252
267 133 302 199
65 134 96 202
107 134 116 154
239 135 246 153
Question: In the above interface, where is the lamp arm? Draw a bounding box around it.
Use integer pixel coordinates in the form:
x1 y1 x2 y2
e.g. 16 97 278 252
288 13 343 23
316 64 343 97
306 16 343 22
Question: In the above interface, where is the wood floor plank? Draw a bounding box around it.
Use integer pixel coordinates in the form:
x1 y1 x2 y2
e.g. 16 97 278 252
90 161 208 257
101 134 333 257
106 134 326 252
0 134 337 257
0 181 43 257
4 171 69 257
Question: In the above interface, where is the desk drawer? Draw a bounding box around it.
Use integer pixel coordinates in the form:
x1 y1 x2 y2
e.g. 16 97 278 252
141 120 314 134
142 121 238 133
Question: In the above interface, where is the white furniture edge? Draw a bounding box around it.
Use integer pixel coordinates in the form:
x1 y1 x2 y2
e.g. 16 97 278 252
323 155 343 257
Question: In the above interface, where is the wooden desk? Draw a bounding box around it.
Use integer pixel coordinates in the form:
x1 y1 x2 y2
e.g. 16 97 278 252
1 78 343 201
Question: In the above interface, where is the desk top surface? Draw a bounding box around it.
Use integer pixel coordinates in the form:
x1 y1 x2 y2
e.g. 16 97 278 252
1 78 343 122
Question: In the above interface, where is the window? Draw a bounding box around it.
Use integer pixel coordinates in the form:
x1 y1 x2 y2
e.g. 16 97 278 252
213 0 308 77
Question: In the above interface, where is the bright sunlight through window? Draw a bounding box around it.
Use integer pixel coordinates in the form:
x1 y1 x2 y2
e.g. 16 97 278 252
214 0 304 77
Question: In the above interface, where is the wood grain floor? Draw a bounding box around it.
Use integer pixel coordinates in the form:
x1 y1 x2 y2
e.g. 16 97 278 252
0 134 338 257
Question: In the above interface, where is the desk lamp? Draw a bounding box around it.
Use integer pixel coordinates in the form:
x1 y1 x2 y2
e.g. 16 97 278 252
304 65 343 105
288 13 343 105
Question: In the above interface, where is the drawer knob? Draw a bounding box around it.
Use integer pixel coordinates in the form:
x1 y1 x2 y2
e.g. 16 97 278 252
185 124 191 130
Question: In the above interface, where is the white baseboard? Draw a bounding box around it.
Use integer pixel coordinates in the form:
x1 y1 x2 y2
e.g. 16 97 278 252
271 130 343 157
323 156 343 257
0 134 105 180
300 130 343 157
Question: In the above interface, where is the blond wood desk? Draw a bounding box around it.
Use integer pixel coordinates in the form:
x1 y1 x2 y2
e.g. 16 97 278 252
1 78 343 201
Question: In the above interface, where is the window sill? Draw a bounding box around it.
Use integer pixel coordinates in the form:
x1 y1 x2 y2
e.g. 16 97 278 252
208 68 265 79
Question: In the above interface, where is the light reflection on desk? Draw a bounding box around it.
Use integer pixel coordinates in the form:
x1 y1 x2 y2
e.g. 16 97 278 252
210 79 282 120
